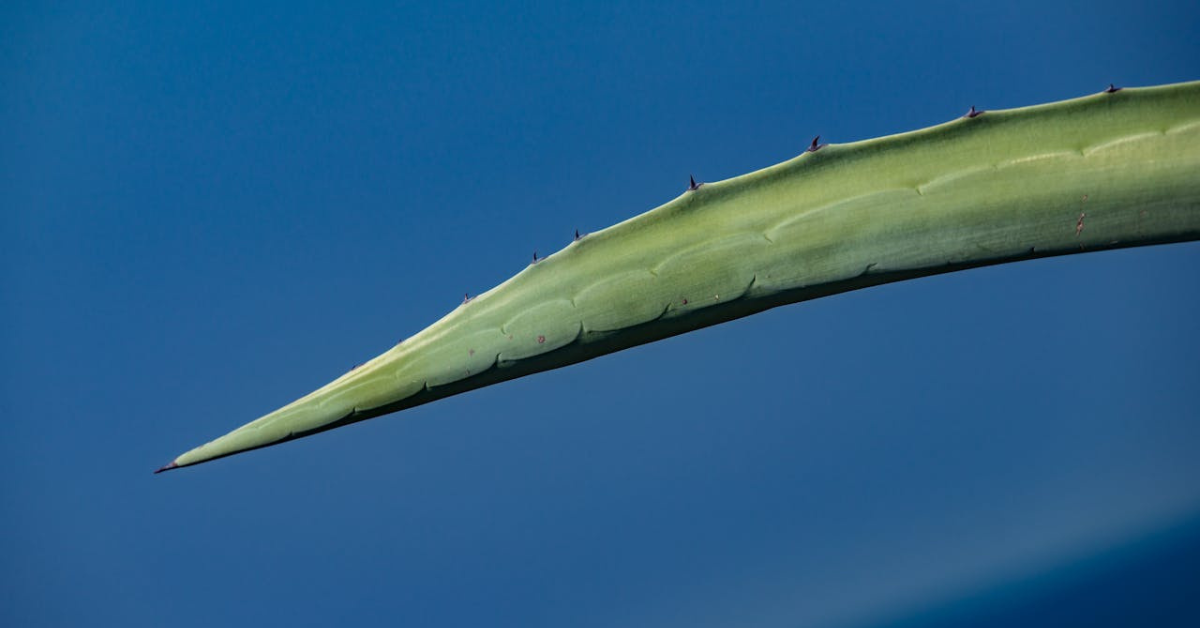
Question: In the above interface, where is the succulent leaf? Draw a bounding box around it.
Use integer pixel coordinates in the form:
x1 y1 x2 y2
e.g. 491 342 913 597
161 81 1200 472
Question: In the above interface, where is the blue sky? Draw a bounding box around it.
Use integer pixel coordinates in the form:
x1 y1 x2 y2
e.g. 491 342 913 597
2 2 1198 626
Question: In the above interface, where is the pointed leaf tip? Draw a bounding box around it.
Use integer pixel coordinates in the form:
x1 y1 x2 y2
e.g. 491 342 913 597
154 461 179 474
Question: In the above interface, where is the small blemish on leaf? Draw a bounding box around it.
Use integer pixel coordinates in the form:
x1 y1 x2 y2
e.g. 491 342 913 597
537 335 546 344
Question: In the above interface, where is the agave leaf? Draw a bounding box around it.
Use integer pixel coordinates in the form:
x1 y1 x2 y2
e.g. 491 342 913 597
159 81 1200 472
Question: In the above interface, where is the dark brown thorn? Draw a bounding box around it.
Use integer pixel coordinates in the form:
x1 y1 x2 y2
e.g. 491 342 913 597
154 461 178 474
1104 83 1122 94
964 105 983 118
574 229 581 241
463 293 471 304
688 175 702 191
807 135 825 152
532 251 539 263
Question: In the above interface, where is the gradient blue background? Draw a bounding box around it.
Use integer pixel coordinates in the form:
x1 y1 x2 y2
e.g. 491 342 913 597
3 2 1198 626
